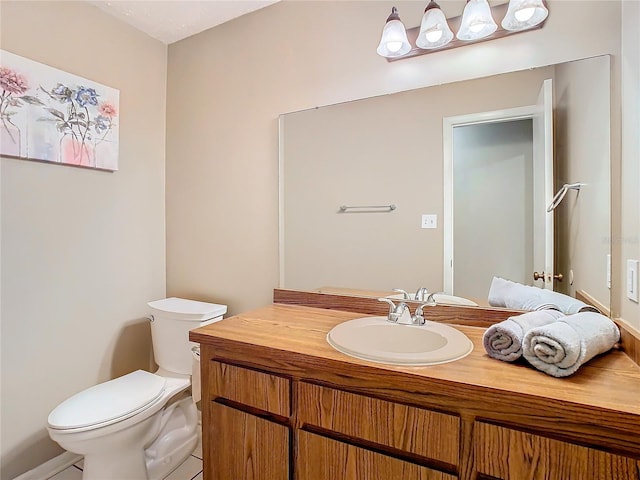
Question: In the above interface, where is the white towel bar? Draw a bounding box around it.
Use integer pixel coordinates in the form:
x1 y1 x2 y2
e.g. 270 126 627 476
547 183 585 212
339 204 396 212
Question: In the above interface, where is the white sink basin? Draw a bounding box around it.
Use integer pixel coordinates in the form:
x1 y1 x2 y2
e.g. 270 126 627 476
388 293 478 307
327 316 473 366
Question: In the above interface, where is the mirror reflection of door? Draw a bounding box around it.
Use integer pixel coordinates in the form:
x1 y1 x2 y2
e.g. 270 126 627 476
533 78 555 291
444 79 554 300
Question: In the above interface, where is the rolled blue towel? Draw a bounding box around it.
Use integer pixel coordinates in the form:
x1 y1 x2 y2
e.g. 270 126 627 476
483 310 565 362
522 312 620 377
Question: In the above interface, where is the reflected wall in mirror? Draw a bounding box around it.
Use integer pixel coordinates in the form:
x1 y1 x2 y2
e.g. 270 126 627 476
279 55 610 310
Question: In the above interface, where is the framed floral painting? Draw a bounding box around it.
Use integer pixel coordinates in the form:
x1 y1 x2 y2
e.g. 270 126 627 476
0 50 119 171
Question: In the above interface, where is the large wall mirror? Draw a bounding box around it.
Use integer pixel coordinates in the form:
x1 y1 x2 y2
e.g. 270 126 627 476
279 55 611 311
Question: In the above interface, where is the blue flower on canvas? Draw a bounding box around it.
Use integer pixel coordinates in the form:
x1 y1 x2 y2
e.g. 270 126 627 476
75 87 98 107
94 115 110 133
51 84 73 103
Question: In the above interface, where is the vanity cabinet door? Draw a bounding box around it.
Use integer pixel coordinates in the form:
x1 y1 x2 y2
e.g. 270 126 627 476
475 422 640 480
209 360 290 416
297 430 457 480
297 382 459 468
207 402 289 480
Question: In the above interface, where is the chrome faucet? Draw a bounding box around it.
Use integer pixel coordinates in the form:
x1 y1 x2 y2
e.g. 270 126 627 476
378 298 411 324
379 298 434 325
414 287 429 302
392 287 430 302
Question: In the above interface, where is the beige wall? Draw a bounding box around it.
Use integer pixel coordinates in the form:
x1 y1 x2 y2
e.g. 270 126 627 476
281 68 551 294
0 2 167 478
555 56 611 307
166 0 625 318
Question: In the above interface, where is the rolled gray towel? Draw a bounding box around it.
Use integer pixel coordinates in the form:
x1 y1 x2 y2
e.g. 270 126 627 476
522 312 620 377
483 310 565 361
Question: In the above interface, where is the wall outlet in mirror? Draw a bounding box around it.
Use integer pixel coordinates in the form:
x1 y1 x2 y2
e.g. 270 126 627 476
421 214 437 229
627 259 639 302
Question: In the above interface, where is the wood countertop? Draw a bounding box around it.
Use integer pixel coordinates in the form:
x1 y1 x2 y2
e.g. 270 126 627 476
190 302 640 459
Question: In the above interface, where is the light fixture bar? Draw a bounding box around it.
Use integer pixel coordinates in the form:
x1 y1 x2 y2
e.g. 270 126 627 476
386 2 546 62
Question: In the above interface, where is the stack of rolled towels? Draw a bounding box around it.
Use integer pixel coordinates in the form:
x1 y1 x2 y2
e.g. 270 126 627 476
483 310 620 377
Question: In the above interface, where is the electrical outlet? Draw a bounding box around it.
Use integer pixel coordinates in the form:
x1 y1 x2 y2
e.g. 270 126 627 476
421 214 437 229
627 259 639 302
607 254 611 289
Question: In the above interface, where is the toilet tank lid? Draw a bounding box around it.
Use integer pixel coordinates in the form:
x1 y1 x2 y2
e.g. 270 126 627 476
148 297 227 321
48 370 166 430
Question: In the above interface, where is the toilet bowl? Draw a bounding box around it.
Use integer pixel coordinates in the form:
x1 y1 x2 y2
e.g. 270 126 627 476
47 298 227 480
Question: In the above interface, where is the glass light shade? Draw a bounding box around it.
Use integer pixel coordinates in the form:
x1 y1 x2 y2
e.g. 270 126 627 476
416 1 454 49
456 0 498 41
501 0 549 31
377 8 412 58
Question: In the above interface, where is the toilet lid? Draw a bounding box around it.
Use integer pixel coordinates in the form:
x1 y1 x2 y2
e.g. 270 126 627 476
48 370 166 430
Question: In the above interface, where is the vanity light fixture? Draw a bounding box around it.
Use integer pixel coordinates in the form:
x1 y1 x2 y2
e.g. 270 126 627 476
416 1 454 49
376 6 412 58
377 0 548 61
501 0 549 31
457 0 498 41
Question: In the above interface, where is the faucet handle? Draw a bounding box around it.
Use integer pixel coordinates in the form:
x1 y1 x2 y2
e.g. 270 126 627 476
412 302 433 325
392 288 411 299
378 298 412 323
378 298 398 323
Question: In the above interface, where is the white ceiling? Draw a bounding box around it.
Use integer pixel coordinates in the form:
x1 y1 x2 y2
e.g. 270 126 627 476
89 0 280 44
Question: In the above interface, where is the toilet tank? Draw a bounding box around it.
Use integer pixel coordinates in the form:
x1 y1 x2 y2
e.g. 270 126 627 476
147 297 227 375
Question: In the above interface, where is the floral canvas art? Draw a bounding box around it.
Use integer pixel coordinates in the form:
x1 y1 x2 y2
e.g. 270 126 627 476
0 50 119 171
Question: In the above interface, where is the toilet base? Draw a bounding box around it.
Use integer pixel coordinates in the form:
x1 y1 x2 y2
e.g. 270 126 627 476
80 411 162 480
59 395 199 480
145 396 200 480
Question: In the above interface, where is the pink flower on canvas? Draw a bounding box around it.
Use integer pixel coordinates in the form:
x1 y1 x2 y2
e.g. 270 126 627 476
98 101 117 118
0 67 29 95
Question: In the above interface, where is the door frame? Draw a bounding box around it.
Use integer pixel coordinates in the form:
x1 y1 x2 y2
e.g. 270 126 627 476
442 105 537 295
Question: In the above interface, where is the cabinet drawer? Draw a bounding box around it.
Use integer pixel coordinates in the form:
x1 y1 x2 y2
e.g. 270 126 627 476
209 402 289 480
209 361 290 416
298 430 456 480
475 422 640 480
297 382 459 467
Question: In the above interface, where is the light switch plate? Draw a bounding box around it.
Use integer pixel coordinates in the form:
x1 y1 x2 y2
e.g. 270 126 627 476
421 214 437 229
627 259 639 302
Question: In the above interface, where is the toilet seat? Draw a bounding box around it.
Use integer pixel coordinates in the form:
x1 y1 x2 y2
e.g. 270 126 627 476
48 370 166 432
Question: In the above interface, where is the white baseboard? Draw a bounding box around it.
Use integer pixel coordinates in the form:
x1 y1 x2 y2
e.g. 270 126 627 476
12 452 82 480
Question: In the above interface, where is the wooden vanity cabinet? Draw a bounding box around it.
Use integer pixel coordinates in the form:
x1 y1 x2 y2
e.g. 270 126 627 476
193 303 640 480
474 422 640 480
202 357 640 480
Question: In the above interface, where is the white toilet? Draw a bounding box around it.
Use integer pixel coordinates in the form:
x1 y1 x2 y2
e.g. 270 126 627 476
47 297 227 480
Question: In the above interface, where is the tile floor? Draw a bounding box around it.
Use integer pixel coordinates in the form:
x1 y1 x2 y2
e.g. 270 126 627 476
47 435 204 480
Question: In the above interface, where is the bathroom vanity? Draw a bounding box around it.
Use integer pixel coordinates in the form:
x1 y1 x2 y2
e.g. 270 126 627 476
189 290 640 480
